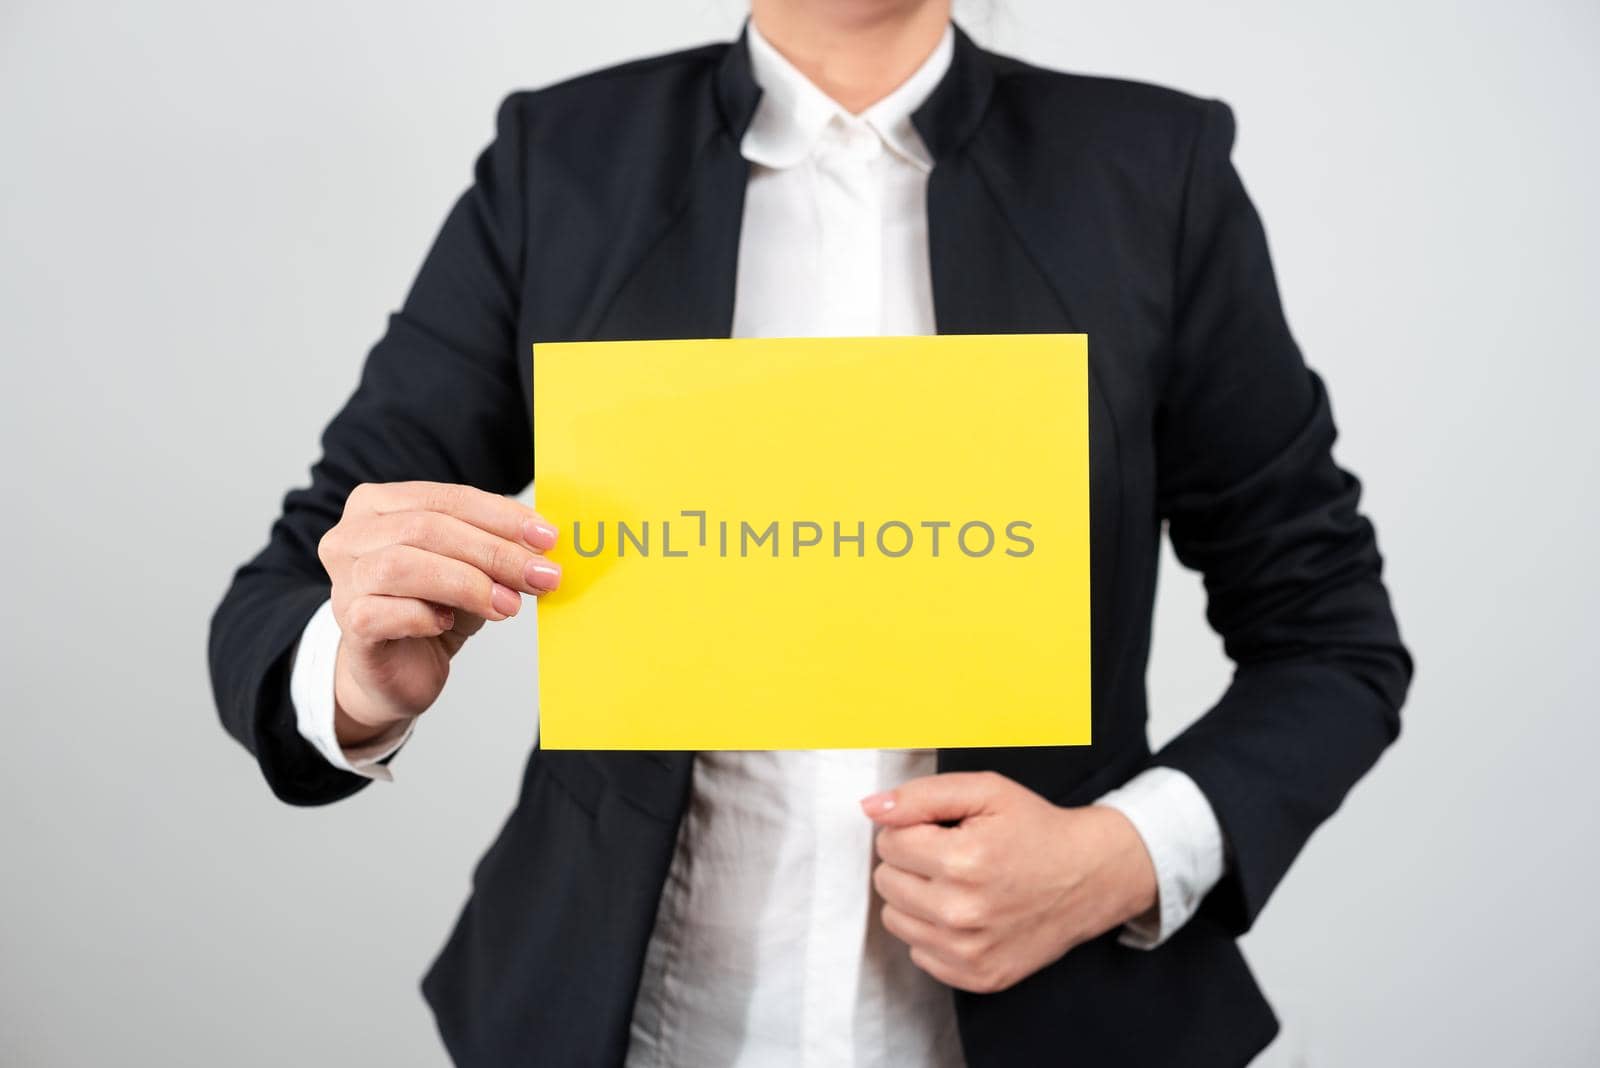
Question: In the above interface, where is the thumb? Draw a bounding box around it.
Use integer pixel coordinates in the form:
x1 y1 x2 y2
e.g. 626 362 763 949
860 772 1010 827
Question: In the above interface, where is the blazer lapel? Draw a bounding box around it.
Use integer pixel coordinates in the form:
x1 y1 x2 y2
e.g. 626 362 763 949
588 133 750 342
588 29 758 343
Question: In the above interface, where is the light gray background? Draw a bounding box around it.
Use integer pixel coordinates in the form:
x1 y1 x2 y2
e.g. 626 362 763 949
2 0 1596 1064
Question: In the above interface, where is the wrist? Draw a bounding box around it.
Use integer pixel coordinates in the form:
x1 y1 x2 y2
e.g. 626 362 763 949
1087 804 1160 925
332 700 404 748
331 645 410 747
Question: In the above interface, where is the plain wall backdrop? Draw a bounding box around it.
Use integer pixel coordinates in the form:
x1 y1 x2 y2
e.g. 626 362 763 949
3 0 1597 1064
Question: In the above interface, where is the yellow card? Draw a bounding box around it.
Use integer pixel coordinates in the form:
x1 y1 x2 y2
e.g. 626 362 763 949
533 335 1090 750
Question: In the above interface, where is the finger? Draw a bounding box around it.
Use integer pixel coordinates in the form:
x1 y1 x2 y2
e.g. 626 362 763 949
881 905 970 972
447 609 489 640
874 825 954 879
350 544 521 620
908 945 981 993
352 481 558 550
339 594 454 644
355 511 561 594
873 862 958 927
861 771 1010 827
437 608 487 657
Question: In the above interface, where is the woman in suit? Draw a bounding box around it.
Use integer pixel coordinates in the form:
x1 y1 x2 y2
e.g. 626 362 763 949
209 1 1410 1064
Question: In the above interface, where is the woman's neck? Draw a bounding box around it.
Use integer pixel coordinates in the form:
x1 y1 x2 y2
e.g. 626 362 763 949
749 0 952 114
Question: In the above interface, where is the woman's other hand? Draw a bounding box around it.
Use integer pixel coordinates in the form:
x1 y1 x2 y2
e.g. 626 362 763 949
863 771 1159 994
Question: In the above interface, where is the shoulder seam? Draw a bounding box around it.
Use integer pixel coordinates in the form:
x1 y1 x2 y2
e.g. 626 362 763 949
985 60 1211 113
511 42 726 102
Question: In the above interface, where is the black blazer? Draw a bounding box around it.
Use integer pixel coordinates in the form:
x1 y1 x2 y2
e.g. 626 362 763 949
210 25 1410 1068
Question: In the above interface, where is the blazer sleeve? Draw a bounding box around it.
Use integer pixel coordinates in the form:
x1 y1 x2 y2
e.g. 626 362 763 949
1150 99 1412 934
207 95 534 805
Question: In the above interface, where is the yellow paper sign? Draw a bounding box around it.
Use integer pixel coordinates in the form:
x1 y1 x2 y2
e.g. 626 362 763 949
533 335 1090 750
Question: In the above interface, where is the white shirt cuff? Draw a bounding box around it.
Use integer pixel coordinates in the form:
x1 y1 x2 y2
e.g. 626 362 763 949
288 599 412 781
1095 765 1226 950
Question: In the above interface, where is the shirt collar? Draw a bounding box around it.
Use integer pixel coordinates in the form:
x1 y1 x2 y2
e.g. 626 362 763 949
740 20 954 173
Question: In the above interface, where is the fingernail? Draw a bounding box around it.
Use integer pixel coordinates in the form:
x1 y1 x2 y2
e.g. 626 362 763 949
435 608 455 631
860 791 895 815
525 559 562 591
491 582 521 618
523 518 559 551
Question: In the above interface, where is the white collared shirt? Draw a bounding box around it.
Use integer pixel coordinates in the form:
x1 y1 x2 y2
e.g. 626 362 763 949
289 20 1225 1065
